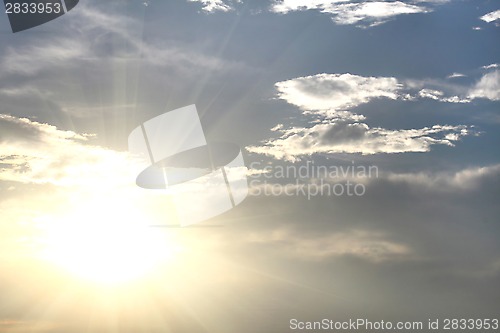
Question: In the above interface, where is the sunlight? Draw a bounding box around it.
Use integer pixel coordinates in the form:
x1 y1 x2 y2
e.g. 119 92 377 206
39 194 183 284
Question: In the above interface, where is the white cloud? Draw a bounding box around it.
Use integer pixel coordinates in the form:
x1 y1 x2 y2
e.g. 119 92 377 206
482 63 499 70
402 65 500 103
418 88 469 103
275 73 401 117
468 70 500 101
0 114 136 187
248 73 474 161
188 0 235 12
418 88 443 100
480 9 500 23
272 0 435 27
248 121 469 161
447 72 466 79
440 95 470 103
386 164 500 191
272 0 346 13
327 1 426 26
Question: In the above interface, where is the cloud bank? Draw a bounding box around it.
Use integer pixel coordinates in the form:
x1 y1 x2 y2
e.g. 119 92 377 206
249 72 476 161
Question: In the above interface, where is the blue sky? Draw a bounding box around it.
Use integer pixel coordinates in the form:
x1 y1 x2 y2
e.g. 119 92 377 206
0 1 499 332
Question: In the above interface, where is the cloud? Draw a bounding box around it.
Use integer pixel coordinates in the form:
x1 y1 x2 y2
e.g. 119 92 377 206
480 9 500 23
386 164 500 191
248 121 470 161
236 162 500 284
418 88 470 103
325 1 426 26
447 72 466 79
271 0 346 13
248 73 474 161
0 3 250 130
482 63 499 69
1 158 498 330
246 228 412 262
1 39 89 76
220 162 500 323
468 69 500 101
271 0 441 27
404 66 500 103
0 114 135 187
0 5 239 78
188 0 236 12
275 73 401 116
275 72 481 116
0 0 498 329
0 116 498 331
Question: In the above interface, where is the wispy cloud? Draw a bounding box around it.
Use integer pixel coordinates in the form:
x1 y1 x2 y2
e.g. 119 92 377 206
0 3 249 125
1 39 89 76
447 72 466 79
1 5 241 77
247 228 412 262
468 69 500 101
386 164 500 191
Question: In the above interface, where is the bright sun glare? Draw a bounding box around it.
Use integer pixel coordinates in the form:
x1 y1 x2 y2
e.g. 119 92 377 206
39 195 181 284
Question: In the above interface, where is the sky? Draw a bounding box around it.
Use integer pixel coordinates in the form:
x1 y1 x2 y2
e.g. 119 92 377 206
0 0 499 332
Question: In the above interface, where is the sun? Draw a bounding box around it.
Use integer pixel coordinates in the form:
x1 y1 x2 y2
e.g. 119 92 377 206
39 193 182 284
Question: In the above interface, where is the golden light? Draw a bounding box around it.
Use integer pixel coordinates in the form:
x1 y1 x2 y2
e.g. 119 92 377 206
38 192 183 284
